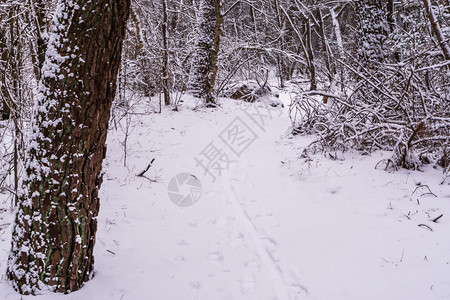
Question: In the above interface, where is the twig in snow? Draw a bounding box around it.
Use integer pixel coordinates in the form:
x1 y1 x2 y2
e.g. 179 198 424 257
375 159 394 171
141 174 160 183
381 257 392 263
412 185 437 198
431 214 443 223
418 224 433 231
137 158 156 177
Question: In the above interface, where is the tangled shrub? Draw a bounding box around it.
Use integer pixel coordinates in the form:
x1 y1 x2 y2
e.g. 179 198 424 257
290 55 449 171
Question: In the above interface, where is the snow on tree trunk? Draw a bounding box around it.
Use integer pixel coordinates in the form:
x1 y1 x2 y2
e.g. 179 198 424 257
422 0 450 60
188 0 221 105
356 0 389 63
0 22 10 120
330 6 346 90
7 0 130 294
208 0 223 103
331 7 345 62
161 0 171 105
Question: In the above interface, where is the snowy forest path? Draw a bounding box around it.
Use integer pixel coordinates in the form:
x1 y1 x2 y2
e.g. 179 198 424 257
1 96 449 300
219 101 310 299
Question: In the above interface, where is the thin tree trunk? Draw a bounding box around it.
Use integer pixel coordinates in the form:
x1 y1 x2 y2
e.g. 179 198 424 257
318 9 333 82
387 0 395 32
161 0 171 105
10 6 21 118
280 5 316 91
422 0 450 60
250 4 257 36
34 0 47 72
306 18 317 90
188 0 220 105
0 22 11 120
207 0 223 104
8 0 130 294
129 7 143 49
273 0 286 87
26 0 48 80
330 6 346 91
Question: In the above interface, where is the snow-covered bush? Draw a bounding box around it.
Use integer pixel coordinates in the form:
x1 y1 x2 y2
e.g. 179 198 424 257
290 54 449 170
289 1 449 171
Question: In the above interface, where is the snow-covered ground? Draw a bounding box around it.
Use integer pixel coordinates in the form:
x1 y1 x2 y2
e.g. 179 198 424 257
0 93 449 299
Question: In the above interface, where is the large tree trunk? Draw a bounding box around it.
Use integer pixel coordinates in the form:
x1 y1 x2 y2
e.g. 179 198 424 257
355 0 389 64
188 0 222 105
7 0 130 294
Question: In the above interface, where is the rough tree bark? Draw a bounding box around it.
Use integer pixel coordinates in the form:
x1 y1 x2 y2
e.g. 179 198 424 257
355 0 389 63
188 0 222 105
7 0 130 294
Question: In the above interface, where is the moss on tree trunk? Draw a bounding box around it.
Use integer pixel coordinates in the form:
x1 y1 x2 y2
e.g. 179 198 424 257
7 0 130 294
